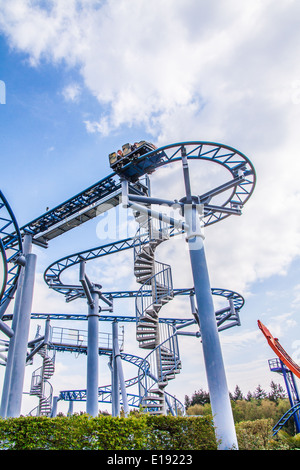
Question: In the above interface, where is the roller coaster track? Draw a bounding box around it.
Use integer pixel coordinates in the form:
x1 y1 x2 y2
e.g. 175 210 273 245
19 141 255 247
0 191 22 316
258 320 300 435
272 402 300 436
47 325 185 415
4 141 253 416
258 320 300 379
41 224 244 415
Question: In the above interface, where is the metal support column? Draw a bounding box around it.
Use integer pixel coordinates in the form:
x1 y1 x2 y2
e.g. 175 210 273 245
86 290 99 417
67 400 74 416
51 396 58 417
280 360 300 433
181 149 238 450
112 320 129 416
110 353 120 417
1 233 37 418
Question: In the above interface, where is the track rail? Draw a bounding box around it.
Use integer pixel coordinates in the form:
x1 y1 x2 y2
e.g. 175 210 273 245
0 191 22 315
258 320 300 379
19 141 255 247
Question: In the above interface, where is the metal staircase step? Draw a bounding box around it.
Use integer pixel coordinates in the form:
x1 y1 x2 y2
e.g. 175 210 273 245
139 341 157 349
137 334 156 341
136 274 153 283
137 319 157 327
139 314 158 323
145 307 159 316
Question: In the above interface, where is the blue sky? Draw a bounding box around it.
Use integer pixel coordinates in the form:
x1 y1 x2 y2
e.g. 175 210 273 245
1 0 300 415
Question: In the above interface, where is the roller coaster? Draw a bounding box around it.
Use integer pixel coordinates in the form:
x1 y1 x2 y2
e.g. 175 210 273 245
258 320 300 435
0 140 256 450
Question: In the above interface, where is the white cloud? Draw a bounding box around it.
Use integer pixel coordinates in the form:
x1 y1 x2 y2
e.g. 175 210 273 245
2 0 300 412
62 82 81 102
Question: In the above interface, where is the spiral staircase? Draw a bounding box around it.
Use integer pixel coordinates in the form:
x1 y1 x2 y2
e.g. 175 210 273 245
133 211 182 414
29 344 56 416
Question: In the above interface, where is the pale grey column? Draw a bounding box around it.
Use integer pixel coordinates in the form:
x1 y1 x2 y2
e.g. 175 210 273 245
6 247 37 417
182 150 238 450
67 400 74 416
112 320 129 416
86 291 99 417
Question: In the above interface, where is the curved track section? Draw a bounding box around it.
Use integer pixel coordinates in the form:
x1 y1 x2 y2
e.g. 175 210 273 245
52 341 185 414
40 140 253 416
119 141 256 227
258 320 300 379
0 191 22 315
21 141 255 248
43 235 245 415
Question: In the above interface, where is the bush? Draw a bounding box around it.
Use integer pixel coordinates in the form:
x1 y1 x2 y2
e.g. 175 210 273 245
146 415 217 450
0 413 217 450
235 419 290 450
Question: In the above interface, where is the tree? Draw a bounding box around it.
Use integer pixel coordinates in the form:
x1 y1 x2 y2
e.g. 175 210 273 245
184 395 191 409
268 381 286 402
231 385 244 401
185 389 210 407
253 384 267 402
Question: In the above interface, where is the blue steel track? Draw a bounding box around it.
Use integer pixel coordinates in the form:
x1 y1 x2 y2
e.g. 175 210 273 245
1 141 255 418
0 191 22 316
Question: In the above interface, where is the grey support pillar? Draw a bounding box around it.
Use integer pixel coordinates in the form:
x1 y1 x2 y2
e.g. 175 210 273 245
51 396 58 417
1 233 36 418
67 400 74 416
112 320 129 416
111 352 120 417
86 290 99 417
182 152 238 450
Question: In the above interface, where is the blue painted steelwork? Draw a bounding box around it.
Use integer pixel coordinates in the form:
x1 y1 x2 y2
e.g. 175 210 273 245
50 332 184 415
0 191 22 316
120 141 256 226
0 238 7 302
18 141 255 247
272 403 300 436
43 233 244 334
269 358 300 434
0 140 254 427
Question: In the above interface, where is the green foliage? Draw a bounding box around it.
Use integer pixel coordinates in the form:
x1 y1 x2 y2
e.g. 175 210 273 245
274 431 300 450
186 402 212 417
235 419 289 450
231 398 290 424
145 415 217 450
184 388 210 408
0 413 217 451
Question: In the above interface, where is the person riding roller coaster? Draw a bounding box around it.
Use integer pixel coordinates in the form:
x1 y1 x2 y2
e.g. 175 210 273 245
108 141 157 171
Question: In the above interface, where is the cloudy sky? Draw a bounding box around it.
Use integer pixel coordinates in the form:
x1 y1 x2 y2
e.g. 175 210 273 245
1 0 300 415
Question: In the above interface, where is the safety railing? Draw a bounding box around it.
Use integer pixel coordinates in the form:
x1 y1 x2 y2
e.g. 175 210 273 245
50 326 124 351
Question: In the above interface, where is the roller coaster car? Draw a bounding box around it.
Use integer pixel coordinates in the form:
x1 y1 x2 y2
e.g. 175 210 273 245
109 141 157 171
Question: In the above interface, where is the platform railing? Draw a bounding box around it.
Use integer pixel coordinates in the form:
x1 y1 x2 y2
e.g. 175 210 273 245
49 326 124 351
